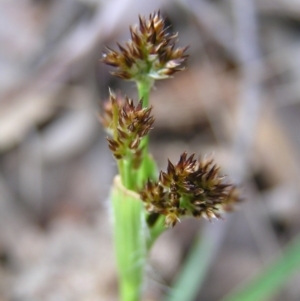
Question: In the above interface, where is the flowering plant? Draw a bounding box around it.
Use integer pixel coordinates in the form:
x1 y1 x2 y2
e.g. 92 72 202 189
100 11 239 301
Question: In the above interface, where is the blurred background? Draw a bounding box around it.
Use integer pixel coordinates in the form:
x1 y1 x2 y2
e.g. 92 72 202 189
1 0 300 300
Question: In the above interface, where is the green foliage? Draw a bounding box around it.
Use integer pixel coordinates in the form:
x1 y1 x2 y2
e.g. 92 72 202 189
221 234 300 301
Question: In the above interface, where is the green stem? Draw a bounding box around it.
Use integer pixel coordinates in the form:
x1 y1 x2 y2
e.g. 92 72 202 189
147 214 166 249
137 79 153 107
112 79 157 301
117 160 125 183
117 152 134 190
123 158 134 190
136 79 154 187
112 176 146 301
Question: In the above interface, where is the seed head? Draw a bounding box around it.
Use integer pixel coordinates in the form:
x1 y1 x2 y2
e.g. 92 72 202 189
99 91 124 136
102 11 188 81
140 152 240 227
99 91 154 168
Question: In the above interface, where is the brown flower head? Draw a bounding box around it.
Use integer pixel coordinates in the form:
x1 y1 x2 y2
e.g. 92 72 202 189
102 11 188 81
99 91 154 168
99 92 124 136
140 152 240 227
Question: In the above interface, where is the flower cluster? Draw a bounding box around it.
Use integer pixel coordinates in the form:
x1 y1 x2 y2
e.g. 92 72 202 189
102 11 188 81
140 152 240 227
100 91 154 169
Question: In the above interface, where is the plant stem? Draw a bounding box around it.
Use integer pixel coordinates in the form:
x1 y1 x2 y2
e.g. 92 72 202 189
112 79 157 301
136 79 154 187
137 79 153 107
123 157 134 190
112 176 146 301
147 214 166 249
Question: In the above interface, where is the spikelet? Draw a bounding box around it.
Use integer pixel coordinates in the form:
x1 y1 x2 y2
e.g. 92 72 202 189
102 11 188 81
140 152 240 227
99 91 154 169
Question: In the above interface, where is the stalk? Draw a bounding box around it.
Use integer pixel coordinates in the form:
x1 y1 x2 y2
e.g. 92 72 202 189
100 11 191 301
137 79 153 107
109 80 156 301
146 214 166 249
122 158 134 190
112 176 146 301
136 79 154 188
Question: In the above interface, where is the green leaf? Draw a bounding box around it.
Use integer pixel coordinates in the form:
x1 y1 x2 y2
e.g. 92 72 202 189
164 230 217 301
221 234 300 301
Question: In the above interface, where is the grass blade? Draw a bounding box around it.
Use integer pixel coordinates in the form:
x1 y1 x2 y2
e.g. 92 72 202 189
164 226 218 301
221 235 300 301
